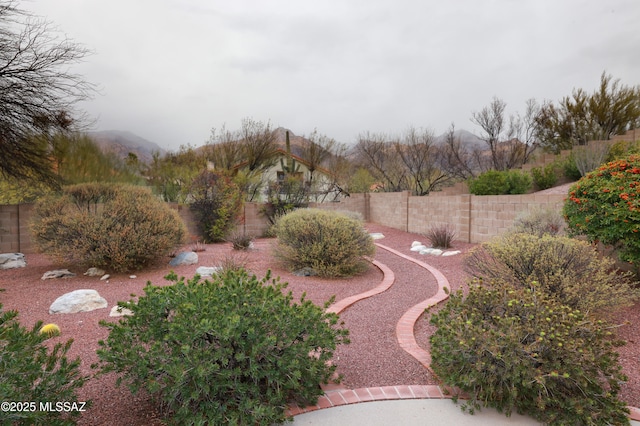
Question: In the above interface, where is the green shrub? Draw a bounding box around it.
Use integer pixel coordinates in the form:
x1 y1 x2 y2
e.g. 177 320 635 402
530 163 559 190
607 139 640 161
510 207 565 237
95 269 349 425
425 223 457 248
464 233 638 315
227 231 254 251
273 209 375 277
564 155 640 267
188 170 243 243
468 170 531 195
560 153 583 181
429 279 630 425
0 305 89 426
260 176 309 229
31 183 187 272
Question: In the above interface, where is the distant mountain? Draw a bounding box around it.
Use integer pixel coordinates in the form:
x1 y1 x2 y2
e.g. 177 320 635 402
434 129 485 149
87 130 166 164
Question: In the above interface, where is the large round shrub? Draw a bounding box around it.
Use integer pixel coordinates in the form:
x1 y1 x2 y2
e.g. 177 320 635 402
465 232 638 315
468 169 531 195
0 304 88 426
95 269 349 425
273 209 375 277
564 154 640 266
429 279 629 425
31 183 187 272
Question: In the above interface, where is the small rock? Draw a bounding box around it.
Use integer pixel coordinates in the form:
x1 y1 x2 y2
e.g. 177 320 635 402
100 274 110 281
109 305 134 317
169 251 198 266
196 266 222 277
442 250 462 257
369 233 385 240
419 248 443 256
41 269 76 280
293 267 317 277
49 289 107 314
0 253 26 269
129 275 137 279
410 245 428 252
84 267 105 277
411 241 423 248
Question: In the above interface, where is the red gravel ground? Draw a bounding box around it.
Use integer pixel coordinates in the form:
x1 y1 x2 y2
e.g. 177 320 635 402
0 223 638 425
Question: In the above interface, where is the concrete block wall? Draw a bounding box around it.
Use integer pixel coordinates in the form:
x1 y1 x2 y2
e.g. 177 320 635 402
468 193 565 243
408 195 471 241
0 204 34 253
310 193 369 221
368 191 410 231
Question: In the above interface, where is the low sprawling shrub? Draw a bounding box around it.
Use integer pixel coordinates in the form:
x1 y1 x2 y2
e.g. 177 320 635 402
564 154 640 267
510 207 565 237
429 279 630 425
188 170 243 243
465 233 638 315
0 304 89 426
30 183 187 272
273 209 375 277
95 269 349 425
530 163 559 190
425 223 457 248
227 231 254 251
468 170 531 195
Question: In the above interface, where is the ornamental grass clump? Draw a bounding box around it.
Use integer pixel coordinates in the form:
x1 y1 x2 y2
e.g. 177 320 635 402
95 269 349 425
563 154 640 267
30 183 186 272
465 232 639 316
429 279 630 425
273 209 375 278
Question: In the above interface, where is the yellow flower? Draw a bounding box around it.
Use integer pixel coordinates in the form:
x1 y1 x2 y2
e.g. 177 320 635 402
39 323 61 338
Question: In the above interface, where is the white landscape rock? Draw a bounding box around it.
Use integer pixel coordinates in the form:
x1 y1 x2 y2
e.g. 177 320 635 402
84 267 105 277
196 266 222 277
411 241 423 248
169 251 198 266
420 248 443 256
109 305 134 317
41 269 76 280
410 245 428 252
0 253 26 269
369 233 385 240
442 250 462 257
49 289 108 314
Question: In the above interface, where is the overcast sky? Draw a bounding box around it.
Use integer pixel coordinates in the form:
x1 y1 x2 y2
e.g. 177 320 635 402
26 0 640 151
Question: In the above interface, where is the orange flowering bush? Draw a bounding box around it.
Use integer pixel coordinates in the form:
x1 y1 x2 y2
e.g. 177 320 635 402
563 154 640 266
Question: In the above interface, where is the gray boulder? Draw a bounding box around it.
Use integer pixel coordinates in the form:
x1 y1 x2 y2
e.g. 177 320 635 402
169 251 198 266
49 289 108 314
84 267 106 277
293 267 317 277
196 266 222 277
0 253 26 269
41 269 76 280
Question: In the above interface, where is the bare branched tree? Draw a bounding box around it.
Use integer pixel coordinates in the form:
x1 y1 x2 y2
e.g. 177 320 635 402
394 126 448 195
239 118 279 173
0 0 95 184
438 123 482 179
300 129 335 192
355 132 407 192
205 124 243 171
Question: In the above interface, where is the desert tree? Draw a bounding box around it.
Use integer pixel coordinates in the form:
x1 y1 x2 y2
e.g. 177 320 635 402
394 126 449 195
0 0 95 185
355 132 407 192
438 123 483 179
536 72 640 153
471 97 537 171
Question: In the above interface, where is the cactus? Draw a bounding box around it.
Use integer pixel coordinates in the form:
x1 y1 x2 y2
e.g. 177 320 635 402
280 130 300 175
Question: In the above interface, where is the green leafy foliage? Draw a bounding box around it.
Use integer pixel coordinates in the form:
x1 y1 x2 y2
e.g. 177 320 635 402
530 163 559 190
188 170 243 243
260 176 309 235
30 183 186 272
468 169 531 195
95 269 349 425
273 209 375 277
465 233 639 315
0 304 89 426
429 279 630 425
564 154 640 266
559 153 583 181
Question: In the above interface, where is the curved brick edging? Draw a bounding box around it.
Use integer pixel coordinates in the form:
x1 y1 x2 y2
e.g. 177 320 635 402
326 259 395 315
374 243 450 373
